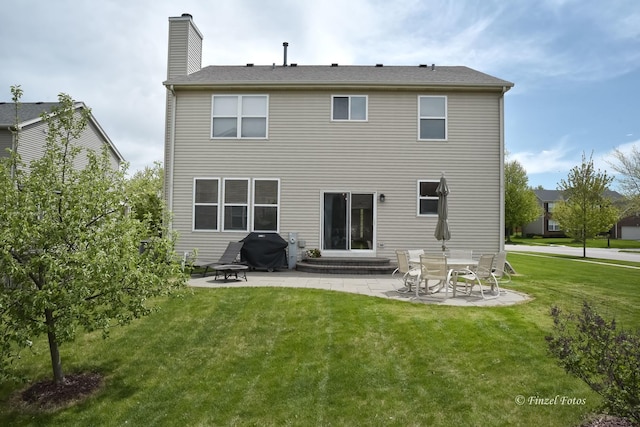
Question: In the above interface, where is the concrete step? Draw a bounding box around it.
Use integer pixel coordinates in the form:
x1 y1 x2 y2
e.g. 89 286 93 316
296 257 396 275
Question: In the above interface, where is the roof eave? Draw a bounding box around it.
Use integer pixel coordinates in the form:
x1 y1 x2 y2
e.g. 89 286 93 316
164 81 514 92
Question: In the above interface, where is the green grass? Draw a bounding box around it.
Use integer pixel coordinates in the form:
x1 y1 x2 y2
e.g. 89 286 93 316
1 253 639 426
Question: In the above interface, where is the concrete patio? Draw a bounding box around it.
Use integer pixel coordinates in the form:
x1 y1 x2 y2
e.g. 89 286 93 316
189 269 530 307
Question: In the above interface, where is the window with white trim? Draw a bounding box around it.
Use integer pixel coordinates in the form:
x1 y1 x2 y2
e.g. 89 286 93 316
253 179 279 232
418 96 447 140
193 178 219 231
223 179 249 231
332 95 367 121
212 95 268 138
548 219 561 232
417 180 439 215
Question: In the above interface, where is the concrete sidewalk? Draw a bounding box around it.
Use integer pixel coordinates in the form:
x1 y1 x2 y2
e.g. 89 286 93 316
189 269 530 307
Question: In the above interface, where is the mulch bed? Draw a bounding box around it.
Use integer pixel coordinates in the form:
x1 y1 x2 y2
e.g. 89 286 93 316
17 372 103 410
580 414 637 427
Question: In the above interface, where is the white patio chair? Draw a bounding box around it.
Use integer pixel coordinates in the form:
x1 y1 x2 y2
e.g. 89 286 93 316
407 249 424 265
447 249 473 260
446 249 474 272
491 251 511 286
417 254 453 297
393 250 420 293
454 253 499 299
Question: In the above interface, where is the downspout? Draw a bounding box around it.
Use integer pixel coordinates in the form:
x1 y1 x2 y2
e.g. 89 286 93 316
167 85 177 230
9 125 18 180
499 86 507 251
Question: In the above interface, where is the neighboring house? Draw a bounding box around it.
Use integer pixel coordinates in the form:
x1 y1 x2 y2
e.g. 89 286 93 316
0 101 123 170
614 213 640 240
522 189 638 239
522 189 566 238
163 14 514 262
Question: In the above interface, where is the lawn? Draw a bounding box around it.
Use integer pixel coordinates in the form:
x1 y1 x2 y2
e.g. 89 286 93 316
1 253 639 426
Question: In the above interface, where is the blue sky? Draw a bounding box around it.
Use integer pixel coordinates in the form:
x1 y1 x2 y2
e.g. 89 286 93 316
1 0 638 190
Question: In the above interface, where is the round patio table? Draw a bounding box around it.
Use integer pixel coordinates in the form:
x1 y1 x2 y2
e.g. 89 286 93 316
212 264 248 281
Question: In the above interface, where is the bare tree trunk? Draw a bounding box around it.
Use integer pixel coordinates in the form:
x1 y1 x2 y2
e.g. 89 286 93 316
45 308 64 384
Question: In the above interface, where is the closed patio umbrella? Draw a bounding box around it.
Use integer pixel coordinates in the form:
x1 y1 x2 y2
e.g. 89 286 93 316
434 173 451 252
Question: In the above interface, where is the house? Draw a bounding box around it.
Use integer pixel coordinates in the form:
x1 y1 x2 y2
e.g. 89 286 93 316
522 189 565 238
522 189 638 239
163 14 514 264
0 101 123 170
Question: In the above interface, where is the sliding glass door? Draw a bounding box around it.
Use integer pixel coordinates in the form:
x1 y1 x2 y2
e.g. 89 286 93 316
323 192 374 252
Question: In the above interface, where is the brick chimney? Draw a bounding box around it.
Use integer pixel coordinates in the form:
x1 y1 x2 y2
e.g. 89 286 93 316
167 13 203 79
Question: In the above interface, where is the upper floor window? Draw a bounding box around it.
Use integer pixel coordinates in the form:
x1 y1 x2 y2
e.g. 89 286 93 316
212 95 268 139
417 180 439 215
547 202 556 213
332 95 367 121
419 96 447 140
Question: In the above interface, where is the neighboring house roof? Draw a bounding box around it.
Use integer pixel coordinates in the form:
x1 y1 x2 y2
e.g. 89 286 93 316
0 102 61 128
0 101 124 163
533 189 563 202
164 65 514 90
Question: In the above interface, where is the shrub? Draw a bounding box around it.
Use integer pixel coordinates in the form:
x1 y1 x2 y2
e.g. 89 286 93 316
306 248 321 258
546 302 640 423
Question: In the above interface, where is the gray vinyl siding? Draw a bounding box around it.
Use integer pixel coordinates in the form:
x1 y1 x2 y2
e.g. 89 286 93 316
14 122 47 165
0 130 12 156
165 16 202 208
9 118 119 171
166 18 202 79
523 217 544 236
169 89 504 260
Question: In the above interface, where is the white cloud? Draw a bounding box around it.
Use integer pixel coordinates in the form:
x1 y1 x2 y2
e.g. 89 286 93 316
507 136 577 175
599 140 640 170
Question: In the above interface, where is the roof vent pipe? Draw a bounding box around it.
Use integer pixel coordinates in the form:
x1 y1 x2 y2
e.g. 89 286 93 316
283 42 289 66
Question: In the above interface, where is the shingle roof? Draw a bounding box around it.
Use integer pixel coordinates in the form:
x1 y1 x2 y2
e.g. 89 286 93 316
164 65 514 89
533 189 563 202
0 102 60 127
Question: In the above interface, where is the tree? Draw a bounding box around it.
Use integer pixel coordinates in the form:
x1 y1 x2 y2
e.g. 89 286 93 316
554 152 619 258
504 159 541 241
607 145 640 214
0 90 188 384
126 161 164 237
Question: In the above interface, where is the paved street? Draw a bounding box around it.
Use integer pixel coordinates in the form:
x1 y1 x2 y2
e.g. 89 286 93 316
505 244 640 263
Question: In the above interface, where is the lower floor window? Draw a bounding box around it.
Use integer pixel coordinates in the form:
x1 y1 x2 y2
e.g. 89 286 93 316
548 220 561 232
194 178 219 230
193 178 279 232
417 180 438 215
223 179 249 231
253 179 279 232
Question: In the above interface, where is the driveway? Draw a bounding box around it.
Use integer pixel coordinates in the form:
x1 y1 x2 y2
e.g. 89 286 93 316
505 244 640 263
